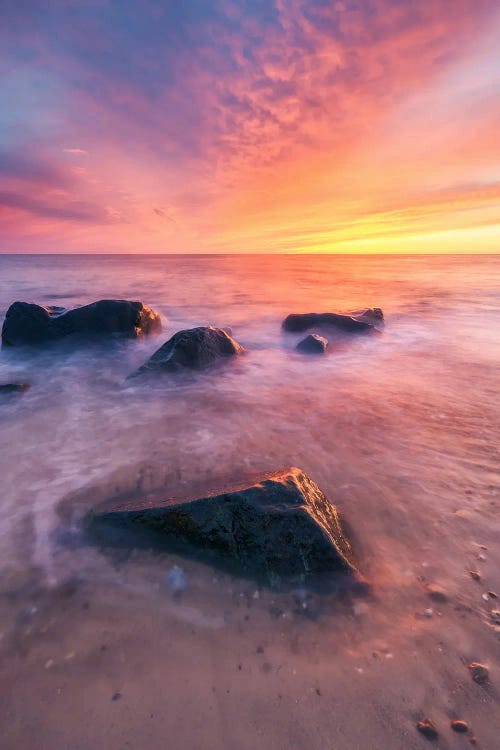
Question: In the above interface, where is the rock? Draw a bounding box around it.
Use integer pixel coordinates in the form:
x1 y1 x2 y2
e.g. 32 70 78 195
417 719 438 740
469 571 481 581
451 720 468 733
131 326 243 377
1 299 161 347
468 662 489 684
282 308 383 334
353 307 384 324
0 383 30 395
425 583 448 603
296 334 328 354
86 467 358 581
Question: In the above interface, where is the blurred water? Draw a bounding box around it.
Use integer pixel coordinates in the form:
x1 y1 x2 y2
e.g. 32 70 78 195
0 253 498 586
1 254 499 749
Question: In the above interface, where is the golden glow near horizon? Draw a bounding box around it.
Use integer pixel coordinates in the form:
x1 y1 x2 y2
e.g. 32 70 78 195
1 1 499 253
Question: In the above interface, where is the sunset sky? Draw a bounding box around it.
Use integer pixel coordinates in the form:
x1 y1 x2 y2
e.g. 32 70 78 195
1 0 499 254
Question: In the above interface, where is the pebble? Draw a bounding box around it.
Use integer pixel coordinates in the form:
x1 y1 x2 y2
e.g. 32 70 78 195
44 659 54 670
165 565 187 594
482 593 490 602
469 571 481 581
477 554 486 562
451 719 468 733
424 608 433 618
488 591 498 598
417 718 438 740
468 662 489 684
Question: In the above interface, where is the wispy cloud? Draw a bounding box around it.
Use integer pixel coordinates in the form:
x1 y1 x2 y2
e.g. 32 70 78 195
0 191 124 224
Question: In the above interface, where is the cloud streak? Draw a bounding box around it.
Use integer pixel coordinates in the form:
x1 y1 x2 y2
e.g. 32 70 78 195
0 191 123 224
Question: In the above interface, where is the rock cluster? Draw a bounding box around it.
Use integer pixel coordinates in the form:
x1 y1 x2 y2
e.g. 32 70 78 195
1 299 162 347
2 299 385 582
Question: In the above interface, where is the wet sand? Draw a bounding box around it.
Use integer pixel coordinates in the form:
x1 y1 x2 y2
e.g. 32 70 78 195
1 531 499 750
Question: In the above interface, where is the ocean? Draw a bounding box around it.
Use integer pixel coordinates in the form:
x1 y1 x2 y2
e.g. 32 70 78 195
0 253 499 749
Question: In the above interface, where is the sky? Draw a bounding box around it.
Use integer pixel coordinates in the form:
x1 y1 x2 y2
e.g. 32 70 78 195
1 0 499 254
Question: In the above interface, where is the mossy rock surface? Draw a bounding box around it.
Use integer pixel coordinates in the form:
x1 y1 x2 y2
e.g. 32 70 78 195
87 467 358 582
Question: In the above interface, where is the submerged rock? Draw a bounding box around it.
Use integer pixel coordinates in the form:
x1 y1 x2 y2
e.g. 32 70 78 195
131 326 243 377
86 467 358 581
296 334 328 354
0 383 30 395
1 299 161 347
283 308 383 334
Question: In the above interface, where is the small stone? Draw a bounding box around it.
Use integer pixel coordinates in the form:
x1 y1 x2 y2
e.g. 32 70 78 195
165 565 187 594
468 662 489 684
44 659 54 670
417 718 438 740
296 334 328 355
424 608 433 618
488 591 498 598
482 593 490 602
112 692 122 701
469 571 481 581
426 584 447 603
477 554 486 561
451 720 468 733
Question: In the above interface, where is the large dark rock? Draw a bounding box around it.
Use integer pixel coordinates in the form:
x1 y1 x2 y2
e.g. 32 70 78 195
86 467 358 581
1 300 162 347
296 334 328 354
131 326 244 377
283 308 384 334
